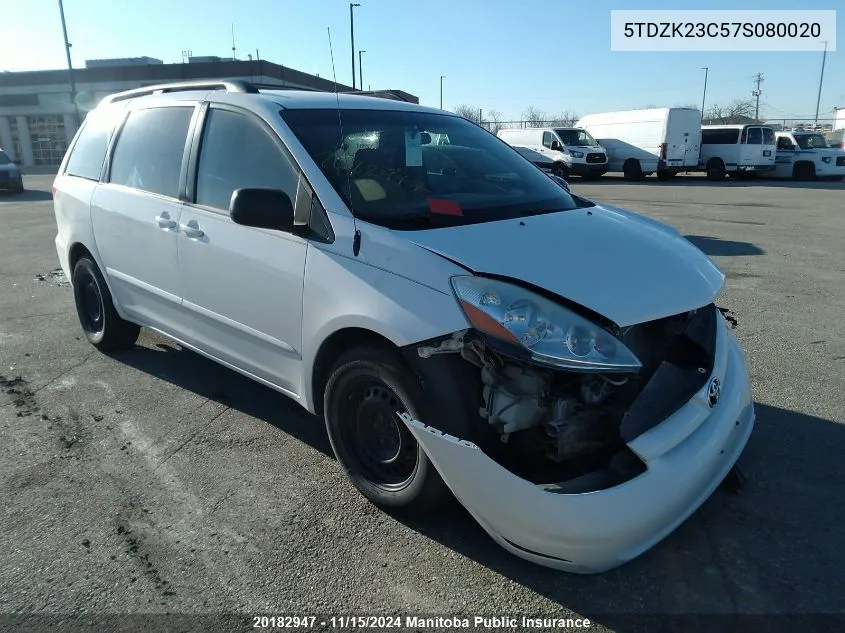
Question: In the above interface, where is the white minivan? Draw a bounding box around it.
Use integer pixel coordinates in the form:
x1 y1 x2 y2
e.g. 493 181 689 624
576 108 702 181
52 80 753 574
699 124 776 180
497 127 608 179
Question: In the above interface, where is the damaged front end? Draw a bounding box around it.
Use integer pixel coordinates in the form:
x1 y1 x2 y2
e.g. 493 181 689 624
403 281 754 573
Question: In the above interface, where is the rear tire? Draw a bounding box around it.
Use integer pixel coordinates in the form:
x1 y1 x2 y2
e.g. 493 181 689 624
793 162 816 181
323 346 471 516
706 158 726 181
72 256 140 351
623 159 644 181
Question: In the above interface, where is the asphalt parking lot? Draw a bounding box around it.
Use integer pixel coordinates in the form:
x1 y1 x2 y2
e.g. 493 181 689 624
1 174 844 633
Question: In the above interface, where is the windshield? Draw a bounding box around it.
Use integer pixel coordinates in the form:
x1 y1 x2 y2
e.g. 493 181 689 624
794 134 829 150
555 129 598 147
0 151 11 165
283 109 580 229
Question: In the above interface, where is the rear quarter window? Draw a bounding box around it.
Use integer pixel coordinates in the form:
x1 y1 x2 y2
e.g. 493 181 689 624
702 129 740 144
65 111 118 181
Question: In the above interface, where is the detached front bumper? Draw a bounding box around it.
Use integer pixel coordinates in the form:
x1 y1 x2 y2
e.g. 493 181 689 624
401 314 754 573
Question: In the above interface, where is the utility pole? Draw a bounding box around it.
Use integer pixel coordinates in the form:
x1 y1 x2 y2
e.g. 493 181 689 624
700 67 708 120
752 72 764 122
814 40 828 126
358 50 365 92
440 75 445 109
57 0 81 126
350 3 361 89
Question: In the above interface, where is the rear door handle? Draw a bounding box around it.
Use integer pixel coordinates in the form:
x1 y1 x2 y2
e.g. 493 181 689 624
180 220 204 239
155 213 177 230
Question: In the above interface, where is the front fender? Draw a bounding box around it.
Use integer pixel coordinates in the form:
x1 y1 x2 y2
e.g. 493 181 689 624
300 246 469 413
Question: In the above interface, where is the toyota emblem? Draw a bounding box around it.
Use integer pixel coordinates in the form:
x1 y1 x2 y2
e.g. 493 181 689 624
707 377 721 408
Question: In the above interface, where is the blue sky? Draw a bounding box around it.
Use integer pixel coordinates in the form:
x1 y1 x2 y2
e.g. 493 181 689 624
4 0 842 122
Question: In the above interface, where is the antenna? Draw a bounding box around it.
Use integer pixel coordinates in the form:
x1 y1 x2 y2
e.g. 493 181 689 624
231 23 236 60
328 27 361 257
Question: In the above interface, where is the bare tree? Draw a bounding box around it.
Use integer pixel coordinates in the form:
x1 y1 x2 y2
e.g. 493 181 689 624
484 109 504 134
704 99 756 124
453 104 482 124
547 111 579 127
523 105 548 127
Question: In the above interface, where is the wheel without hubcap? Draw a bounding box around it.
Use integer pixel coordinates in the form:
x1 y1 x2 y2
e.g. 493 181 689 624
72 256 140 351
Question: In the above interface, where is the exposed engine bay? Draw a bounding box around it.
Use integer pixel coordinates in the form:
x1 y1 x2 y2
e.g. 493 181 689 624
416 303 722 491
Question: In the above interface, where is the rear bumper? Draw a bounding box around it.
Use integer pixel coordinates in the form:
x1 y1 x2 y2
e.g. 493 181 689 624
55 233 70 280
403 314 754 573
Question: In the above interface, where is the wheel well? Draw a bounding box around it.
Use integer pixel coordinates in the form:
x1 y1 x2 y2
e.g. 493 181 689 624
793 160 815 172
311 328 397 416
68 243 93 277
707 157 725 168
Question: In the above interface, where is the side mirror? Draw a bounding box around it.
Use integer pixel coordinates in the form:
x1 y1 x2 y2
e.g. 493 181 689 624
550 141 563 152
229 188 295 231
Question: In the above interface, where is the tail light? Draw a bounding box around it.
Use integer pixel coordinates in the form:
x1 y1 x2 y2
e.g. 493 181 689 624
51 186 56 198
659 143 667 160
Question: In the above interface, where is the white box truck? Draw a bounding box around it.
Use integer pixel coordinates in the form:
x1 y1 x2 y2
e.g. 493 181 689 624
576 107 702 180
497 127 608 179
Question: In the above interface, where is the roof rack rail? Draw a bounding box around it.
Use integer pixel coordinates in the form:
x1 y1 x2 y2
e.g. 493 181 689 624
100 79 259 104
251 83 324 93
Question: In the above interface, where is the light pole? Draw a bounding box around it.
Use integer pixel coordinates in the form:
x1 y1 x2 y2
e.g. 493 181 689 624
358 50 366 92
58 0 81 126
350 3 361 89
814 40 828 126
440 75 445 109
701 67 708 120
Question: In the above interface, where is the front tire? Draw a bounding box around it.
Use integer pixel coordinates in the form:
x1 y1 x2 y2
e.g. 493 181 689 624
552 163 568 179
793 162 816 181
324 346 461 515
72 256 140 351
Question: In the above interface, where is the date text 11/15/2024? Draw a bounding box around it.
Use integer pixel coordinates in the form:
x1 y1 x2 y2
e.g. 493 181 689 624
252 615 593 629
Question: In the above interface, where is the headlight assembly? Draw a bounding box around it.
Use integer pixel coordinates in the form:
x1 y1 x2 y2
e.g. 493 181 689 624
568 150 584 158
451 276 642 373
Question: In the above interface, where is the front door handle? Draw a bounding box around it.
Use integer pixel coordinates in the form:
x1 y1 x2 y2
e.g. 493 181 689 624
180 220 204 239
155 213 177 230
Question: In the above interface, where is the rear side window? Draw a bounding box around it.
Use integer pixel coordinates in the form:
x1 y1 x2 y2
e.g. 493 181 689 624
65 112 117 180
110 106 194 198
745 127 762 145
194 108 299 211
701 128 740 144
762 127 775 145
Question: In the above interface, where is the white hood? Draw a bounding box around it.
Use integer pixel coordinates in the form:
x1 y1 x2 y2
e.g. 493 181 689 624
401 204 724 327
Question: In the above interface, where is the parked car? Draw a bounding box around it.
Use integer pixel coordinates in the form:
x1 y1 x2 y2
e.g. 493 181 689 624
773 131 845 180
0 149 24 193
497 127 608 179
699 124 776 180
576 108 702 180
53 80 754 574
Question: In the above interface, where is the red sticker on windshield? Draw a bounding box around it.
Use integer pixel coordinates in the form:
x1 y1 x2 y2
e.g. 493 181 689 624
428 198 463 216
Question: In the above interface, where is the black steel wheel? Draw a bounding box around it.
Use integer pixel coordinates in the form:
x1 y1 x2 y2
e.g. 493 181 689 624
72 256 140 351
323 346 458 515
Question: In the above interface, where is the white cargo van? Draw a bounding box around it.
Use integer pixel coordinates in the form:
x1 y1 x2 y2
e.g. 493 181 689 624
497 128 608 179
699 125 776 180
576 108 702 181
